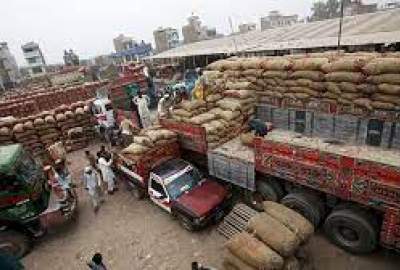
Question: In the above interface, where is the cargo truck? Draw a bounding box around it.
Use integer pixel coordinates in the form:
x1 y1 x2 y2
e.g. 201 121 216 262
160 103 400 254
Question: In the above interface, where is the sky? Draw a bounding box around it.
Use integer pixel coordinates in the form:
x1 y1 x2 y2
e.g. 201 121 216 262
0 0 387 65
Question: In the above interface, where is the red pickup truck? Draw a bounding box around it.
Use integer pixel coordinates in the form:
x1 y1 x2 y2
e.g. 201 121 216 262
115 141 231 231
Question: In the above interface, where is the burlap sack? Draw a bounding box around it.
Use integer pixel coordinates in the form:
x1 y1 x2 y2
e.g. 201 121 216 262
378 84 400 95
290 71 324 81
321 57 367 73
226 81 254 90
291 58 329 71
354 98 373 110
283 256 301 270
225 90 254 99
206 94 223 103
339 82 358 93
342 93 361 100
294 93 310 100
23 121 34 130
224 60 243 71
55 113 67 122
225 232 284 270
261 58 292 70
218 110 241 121
208 60 230 71
217 99 242 111
285 80 298 87
248 213 300 257
133 136 152 147
242 69 264 77
363 58 400 75
12 124 24 133
121 143 149 155
172 109 193 118
180 100 206 111
366 74 400 85
223 251 256 270
190 113 216 125
264 79 278 86
357 84 377 95
325 72 365 83
338 98 352 105
263 201 314 243
33 118 45 126
326 82 342 95
44 115 56 124
371 101 395 110
0 127 10 136
372 93 400 105
263 71 289 79
288 87 319 97
241 58 264 69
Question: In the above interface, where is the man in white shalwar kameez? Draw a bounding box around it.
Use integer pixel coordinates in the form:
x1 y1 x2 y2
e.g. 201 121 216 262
133 91 152 129
97 154 115 194
83 166 102 212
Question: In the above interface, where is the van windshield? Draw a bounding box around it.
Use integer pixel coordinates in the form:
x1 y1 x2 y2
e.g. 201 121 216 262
15 154 38 184
165 167 202 200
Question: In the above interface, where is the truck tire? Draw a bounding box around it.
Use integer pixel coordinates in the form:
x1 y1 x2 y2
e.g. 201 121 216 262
177 214 196 232
0 231 31 258
324 208 378 254
281 192 324 228
245 179 285 211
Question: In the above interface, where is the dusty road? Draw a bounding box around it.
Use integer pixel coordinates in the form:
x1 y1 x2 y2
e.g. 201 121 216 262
23 146 400 270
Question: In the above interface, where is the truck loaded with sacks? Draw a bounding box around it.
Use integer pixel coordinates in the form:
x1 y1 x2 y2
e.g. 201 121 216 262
160 52 400 254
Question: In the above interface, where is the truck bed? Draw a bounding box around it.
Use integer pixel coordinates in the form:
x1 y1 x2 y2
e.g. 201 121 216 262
208 138 256 190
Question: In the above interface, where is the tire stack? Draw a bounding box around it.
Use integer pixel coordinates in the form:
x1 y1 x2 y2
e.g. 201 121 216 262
223 201 314 270
12 120 44 157
34 114 61 150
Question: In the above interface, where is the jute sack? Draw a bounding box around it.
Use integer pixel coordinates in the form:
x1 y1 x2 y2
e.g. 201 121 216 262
180 100 206 111
206 93 223 103
273 86 288 93
363 58 400 75
339 82 358 93
263 201 314 243
291 58 329 71
357 84 377 95
261 58 292 71
338 98 352 105
372 93 400 106
12 124 24 133
190 113 216 125
354 98 373 110
241 58 264 69
0 127 11 136
248 213 301 257
321 57 367 73
325 72 364 83
285 80 298 87
225 232 284 270
371 101 395 110
226 81 254 90
325 82 341 95
264 79 278 86
242 69 264 77
263 71 289 79
290 71 324 81
287 87 319 97
172 109 194 118
366 74 400 85
121 143 149 155
378 84 400 95
294 93 310 100
283 256 301 270
223 251 256 270
217 99 242 111
207 60 230 71
225 90 254 99
342 92 361 100
133 136 152 147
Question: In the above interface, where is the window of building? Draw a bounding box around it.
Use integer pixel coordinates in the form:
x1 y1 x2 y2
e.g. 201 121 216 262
295 110 306 133
27 57 37 64
32 67 43 74
23 48 34 53
366 119 384 146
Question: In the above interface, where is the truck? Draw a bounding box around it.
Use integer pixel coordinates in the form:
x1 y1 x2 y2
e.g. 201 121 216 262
160 104 400 254
0 144 77 257
115 141 231 231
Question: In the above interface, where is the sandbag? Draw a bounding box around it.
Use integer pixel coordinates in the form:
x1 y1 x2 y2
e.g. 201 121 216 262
133 136 152 147
263 201 314 243
172 109 193 118
285 80 298 87
322 92 339 100
357 84 377 95
291 58 329 71
263 71 289 79
262 58 292 70
366 74 400 85
207 60 230 71
242 69 263 77
225 232 283 270
338 98 352 105
325 72 365 83
190 113 216 125
342 92 361 100
217 99 242 111
241 58 264 69
371 101 395 110
294 93 310 100
144 130 166 142
206 94 223 103
33 118 45 126
377 84 400 95
223 60 243 71
287 87 319 97
223 251 256 270
180 100 206 111
354 98 373 110
372 93 400 105
12 124 24 133
121 143 149 155
218 110 241 121
65 111 74 119
226 81 254 90
75 107 85 115
363 58 400 75
339 82 358 93
225 90 254 99
44 115 56 124
0 127 10 136
248 213 301 257
159 129 177 140
283 256 301 270
321 57 366 73
55 113 67 122
290 71 324 81
23 121 34 130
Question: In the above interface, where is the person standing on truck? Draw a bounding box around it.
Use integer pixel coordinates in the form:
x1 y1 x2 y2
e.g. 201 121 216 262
97 153 115 195
133 90 152 129
82 166 102 213
53 159 74 202
119 118 137 146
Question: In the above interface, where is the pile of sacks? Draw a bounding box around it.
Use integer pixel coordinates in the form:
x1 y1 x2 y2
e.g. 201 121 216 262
170 100 208 122
13 120 43 156
65 127 88 152
33 113 61 150
0 119 15 146
120 126 177 162
223 201 314 270
207 52 400 112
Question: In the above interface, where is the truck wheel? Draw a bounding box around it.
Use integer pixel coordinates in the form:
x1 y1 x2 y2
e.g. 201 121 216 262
281 192 324 227
246 179 284 211
177 214 196 232
0 231 31 258
324 208 378 254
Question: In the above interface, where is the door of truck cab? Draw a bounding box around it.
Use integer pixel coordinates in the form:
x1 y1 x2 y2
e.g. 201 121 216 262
148 173 171 213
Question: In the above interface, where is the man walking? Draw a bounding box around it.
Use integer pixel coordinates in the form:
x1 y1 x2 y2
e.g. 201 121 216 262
97 153 115 194
82 167 102 213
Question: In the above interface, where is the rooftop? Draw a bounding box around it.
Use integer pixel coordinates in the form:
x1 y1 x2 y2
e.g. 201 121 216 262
150 8 400 59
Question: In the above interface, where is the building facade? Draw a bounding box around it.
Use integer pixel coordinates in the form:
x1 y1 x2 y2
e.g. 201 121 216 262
153 27 180 53
261 11 298 30
0 42 20 90
182 15 220 44
21 42 46 77
239 23 257 34
344 1 377 16
113 34 136 52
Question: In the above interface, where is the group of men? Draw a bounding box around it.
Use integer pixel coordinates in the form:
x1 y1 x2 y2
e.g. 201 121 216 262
83 146 116 213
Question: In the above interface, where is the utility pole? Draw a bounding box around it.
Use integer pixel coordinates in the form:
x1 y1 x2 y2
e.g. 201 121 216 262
337 0 345 50
229 17 239 55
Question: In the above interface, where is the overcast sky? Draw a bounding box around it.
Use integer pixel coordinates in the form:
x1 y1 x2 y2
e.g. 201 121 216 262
0 0 386 65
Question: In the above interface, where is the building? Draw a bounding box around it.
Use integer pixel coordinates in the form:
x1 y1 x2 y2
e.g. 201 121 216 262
0 42 20 90
383 1 400 9
21 42 46 77
113 34 136 53
261 11 298 30
239 23 257 34
153 27 180 53
182 15 220 44
344 0 378 16
63 49 79 66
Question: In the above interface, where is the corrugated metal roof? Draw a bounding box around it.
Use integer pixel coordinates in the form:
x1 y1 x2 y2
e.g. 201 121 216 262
150 9 400 59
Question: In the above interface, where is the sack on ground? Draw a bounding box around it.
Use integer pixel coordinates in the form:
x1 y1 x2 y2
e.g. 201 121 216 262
223 251 256 270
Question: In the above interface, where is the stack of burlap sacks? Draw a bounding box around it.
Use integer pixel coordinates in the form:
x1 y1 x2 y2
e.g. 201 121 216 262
13 119 44 156
120 126 178 162
206 53 400 111
224 201 314 270
0 118 16 146
33 113 62 150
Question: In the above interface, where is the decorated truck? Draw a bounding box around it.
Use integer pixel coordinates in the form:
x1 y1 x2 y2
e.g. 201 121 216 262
0 144 77 257
115 140 231 231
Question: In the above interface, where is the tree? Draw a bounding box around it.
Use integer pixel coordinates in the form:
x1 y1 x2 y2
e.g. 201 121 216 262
310 0 355 21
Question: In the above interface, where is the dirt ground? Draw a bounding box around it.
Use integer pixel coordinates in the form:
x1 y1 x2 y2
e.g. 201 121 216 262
23 145 400 270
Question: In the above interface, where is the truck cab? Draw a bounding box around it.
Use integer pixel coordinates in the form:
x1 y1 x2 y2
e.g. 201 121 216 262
148 159 229 231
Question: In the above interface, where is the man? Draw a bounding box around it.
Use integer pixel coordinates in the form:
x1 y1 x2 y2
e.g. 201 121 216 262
97 153 115 194
119 118 137 146
133 91 151 128
87 253 107 270
82 166 102 213
97 145 111 161
85 150 97 169
53 159 73 202
157 93 172 120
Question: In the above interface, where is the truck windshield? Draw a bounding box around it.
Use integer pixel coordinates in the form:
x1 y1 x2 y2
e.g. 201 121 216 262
165 167 202 200
15 154 38 184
